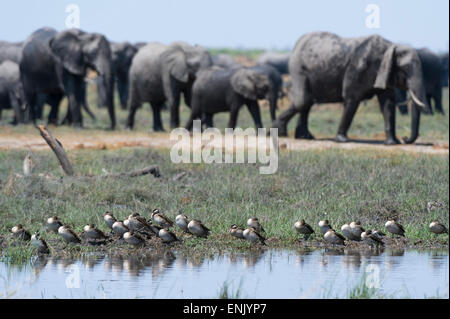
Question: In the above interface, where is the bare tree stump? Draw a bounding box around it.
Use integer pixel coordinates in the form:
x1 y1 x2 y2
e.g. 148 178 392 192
37 125 74 176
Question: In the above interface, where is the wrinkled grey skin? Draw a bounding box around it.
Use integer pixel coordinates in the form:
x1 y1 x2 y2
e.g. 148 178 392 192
126 41 213 131
20 27 115 128
211 56 282 121
396 48 446 115
257 51 290 75
185 66 271 130
0 60 26 123
0 41 23 63
248 64 282 121
273 32 431 145
0 40 96 124
211 53 238 69
134 42 147 50
110 42 138 109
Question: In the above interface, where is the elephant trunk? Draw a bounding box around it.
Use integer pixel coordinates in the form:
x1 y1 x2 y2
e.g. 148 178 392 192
94 50 116 129
402 103 420 144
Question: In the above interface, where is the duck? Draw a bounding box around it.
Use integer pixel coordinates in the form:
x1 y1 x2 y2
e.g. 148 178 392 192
158 228 179 243
385 219 405 237
361 230 384 247
230 224 245 239
128 213 153 231
31 232 50 254
83 224 108 240
324 229 346 245
247 217 265 233
349 221 365 239
11 224 31 241
243 227 266 245
112 220 130 236
123 230 146 246
429 221 448 235
58 225 81 244
294 219 314 240
175 214 190 233
103 212 117 230
151 209 174 228
318 219 332 235
47 216 63 233
187 219 210 238
341 223 360 241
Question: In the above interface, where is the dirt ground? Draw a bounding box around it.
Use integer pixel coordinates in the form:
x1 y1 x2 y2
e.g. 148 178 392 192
0 130 448 155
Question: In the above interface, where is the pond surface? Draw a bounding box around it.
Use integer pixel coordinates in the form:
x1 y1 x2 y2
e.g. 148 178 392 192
1 248 448 298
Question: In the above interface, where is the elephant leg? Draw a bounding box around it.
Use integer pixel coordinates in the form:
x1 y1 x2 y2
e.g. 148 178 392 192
273 74 312 137
433 89 444 115
377 92 400 145
227 102 243 129
151 103 166 132
246 100 263 129
336 99 360 143
69 77 84 128
47 93 64 125
117 76 129 110
169 93 181 129
185 106 202 131
23 91 37 125
183 88 192 108
204 113 214 128
9 94 23 126
294 102 315 139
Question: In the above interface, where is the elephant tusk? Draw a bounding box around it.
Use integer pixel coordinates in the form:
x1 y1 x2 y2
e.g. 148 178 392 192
408 89 426 108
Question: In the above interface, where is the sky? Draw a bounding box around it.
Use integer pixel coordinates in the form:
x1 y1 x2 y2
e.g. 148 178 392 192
0 0 448 52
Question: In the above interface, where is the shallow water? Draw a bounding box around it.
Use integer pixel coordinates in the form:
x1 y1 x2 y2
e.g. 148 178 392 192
1 248 448 298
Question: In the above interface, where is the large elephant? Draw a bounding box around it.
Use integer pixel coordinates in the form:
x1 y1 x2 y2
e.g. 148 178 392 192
0 41 23 63
126 41 213 131
272 32 431 145
396 48 446 115
109 42 138 110
185 67 271 130
257 51 290 75
20 27 115 128
0 60 26 123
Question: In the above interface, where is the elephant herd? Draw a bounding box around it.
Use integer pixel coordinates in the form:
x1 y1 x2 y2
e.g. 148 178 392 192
0 27 448 145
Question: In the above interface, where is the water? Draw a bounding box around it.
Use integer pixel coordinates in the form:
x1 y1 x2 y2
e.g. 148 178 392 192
0 248 448 298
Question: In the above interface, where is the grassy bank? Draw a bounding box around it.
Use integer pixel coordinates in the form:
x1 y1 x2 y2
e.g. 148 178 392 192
0 146 448 262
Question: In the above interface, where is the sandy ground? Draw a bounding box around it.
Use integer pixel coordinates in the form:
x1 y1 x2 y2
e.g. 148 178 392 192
0 130 448 155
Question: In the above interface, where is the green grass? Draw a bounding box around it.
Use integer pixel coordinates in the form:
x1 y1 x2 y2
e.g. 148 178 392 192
0 145 448 260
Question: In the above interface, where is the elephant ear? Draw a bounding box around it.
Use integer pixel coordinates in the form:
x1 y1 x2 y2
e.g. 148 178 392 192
374 45 396 89
231 69 257 100
163 47 189 83
49 31 85 76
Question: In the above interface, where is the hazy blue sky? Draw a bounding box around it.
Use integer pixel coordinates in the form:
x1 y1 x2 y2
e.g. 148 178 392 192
1 0 448 51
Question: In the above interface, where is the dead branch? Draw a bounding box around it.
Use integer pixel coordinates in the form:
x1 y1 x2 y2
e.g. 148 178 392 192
37 125 74 176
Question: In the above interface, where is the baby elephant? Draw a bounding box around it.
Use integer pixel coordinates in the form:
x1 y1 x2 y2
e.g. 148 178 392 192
185 67 271 130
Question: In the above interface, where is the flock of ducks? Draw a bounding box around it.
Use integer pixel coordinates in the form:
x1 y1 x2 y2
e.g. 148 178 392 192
9 210 449 255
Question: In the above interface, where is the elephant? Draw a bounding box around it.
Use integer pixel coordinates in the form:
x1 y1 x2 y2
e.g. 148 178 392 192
440 52 449 87
126 41 213 131
396 48 446 115
211 53 238 69
0 60 26 123
272 32 431 145
20 27 115 128
257 51 290 75
248 64 282 121
185 66 271 130
110 41 138 109
211 57 282 121
0 41 23 63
